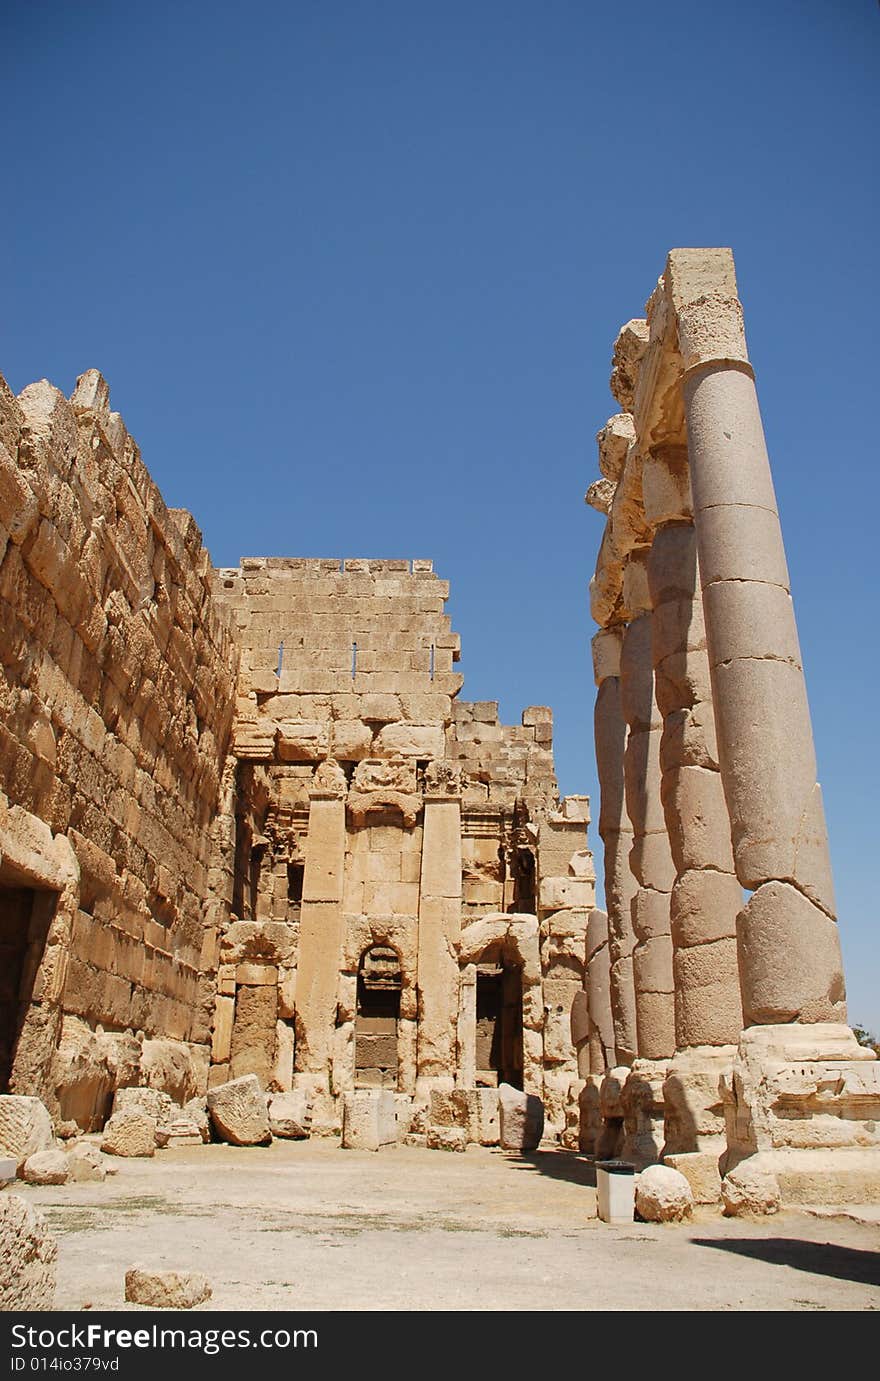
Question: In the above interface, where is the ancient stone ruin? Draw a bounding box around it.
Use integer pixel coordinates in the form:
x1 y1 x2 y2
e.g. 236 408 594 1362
0 365 593 1157
0 246 876 1231
582 247 880 1206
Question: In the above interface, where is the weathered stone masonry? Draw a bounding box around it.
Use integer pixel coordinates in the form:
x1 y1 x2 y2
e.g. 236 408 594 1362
0 371 236 1127
0 371 596 1143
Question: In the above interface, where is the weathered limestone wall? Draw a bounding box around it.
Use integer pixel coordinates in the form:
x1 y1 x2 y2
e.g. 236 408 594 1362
0 370 237 1124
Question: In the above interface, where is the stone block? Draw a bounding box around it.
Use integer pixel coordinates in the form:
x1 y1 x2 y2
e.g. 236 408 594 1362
101 1110 157 1158
342 1089 397 1151
22 1150 69 1185
268 1091 311 1139
635 1164 693 1221
0 1196 57 1310
498 1083 544 1151
0 1096 55 1171
124 1268 212 1309
206 1075 271 1146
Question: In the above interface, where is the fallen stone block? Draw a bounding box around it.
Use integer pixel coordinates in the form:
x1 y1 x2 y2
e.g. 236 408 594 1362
0 1095 55 1171
113 1086 175 1125
67 1144 111 1183
0 1195 57 1310
268 1091 311 1139
498 1083 544 1152
426 1124 467 1152
101 1110 157 1158
206 1075 271 1146
342 1089 397 1151
635 1164 694 1222
22 1150 70 1185
162 1117 204 1147
124 1268 212 1309
721 1161 781 1217
183 1097 210 1143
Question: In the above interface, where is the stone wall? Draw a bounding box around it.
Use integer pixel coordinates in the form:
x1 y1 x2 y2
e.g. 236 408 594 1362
0 370 237 1124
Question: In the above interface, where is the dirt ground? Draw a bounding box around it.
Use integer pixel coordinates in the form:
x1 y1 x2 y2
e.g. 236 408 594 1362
16 1139 880 1312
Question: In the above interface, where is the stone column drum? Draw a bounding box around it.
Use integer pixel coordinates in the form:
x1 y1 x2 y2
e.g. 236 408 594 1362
669 249 880 1202
591 627 638 1067
644 444 743 1198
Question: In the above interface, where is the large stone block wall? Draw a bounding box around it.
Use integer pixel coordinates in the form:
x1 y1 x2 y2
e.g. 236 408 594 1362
0 370 237 1118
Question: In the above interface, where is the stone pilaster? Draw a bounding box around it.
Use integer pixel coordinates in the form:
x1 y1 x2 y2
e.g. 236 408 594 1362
415 790 463 1099
293 761 348 1129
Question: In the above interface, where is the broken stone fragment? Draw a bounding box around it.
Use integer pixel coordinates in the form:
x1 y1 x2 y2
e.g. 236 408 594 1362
0 1095 56 1172
124 1268 212 1310
0 1196 57 1310
635 1164 693 1222
609 320 649 411
585 478 615 515
268 1091 312 1139
498 1083 544 1152
206 1075 271 1146
721 1162 781 1217
101 1110 157 1158
67 1143 112 1183
21 1150 69 1185
597 412 636 482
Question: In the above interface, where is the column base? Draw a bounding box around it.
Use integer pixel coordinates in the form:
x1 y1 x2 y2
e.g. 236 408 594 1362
661 1044 737 1202
621 1059 669 1170
722 1023 880 1206
578 1074 604 1155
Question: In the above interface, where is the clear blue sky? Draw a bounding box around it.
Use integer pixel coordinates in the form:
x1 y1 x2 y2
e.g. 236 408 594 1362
3 2 878 1029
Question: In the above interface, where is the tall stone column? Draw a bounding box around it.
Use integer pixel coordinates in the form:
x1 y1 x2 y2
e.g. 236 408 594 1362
680 328 842 1022
643 444 743 1199
618 551 675 1167
293 761 348 1132
592 628 638 1067
668 248 879 1205
620 554 675 1061
416 787 463 1100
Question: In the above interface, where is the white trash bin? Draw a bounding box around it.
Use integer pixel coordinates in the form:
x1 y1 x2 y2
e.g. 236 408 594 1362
596 1159 636 1224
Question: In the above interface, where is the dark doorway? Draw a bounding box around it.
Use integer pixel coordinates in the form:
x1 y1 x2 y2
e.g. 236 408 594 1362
0 885 52 1093
476 962 524 1089
355 946 400 1088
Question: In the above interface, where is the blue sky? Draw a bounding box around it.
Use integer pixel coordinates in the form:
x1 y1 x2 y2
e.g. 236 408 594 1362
3 2 878 1028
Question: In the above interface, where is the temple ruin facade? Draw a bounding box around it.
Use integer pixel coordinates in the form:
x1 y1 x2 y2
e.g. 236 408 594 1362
1 245 877 1217
0 367 593 1145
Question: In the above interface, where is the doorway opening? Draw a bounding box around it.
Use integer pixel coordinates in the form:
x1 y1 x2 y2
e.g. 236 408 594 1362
476 961 524 1089
0 884 53 1093
355 945 400 1088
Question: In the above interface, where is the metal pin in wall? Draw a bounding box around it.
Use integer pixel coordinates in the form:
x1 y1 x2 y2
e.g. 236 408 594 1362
430 644 435 681
277 640 284 676
351 641 357 679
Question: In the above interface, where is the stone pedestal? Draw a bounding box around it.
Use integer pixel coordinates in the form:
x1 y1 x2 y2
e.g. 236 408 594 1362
621 1058 668 1170
662 1045 736 1202
721 1024 880 1204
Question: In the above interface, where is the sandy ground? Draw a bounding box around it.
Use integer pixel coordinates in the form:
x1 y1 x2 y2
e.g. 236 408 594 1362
16 1140 880 1312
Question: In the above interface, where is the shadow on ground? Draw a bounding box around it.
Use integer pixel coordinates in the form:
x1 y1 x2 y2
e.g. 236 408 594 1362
693 1236 880 1287
501 1150 597 1188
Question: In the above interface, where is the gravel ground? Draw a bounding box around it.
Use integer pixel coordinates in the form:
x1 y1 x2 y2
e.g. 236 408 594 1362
16 1139 880 1312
